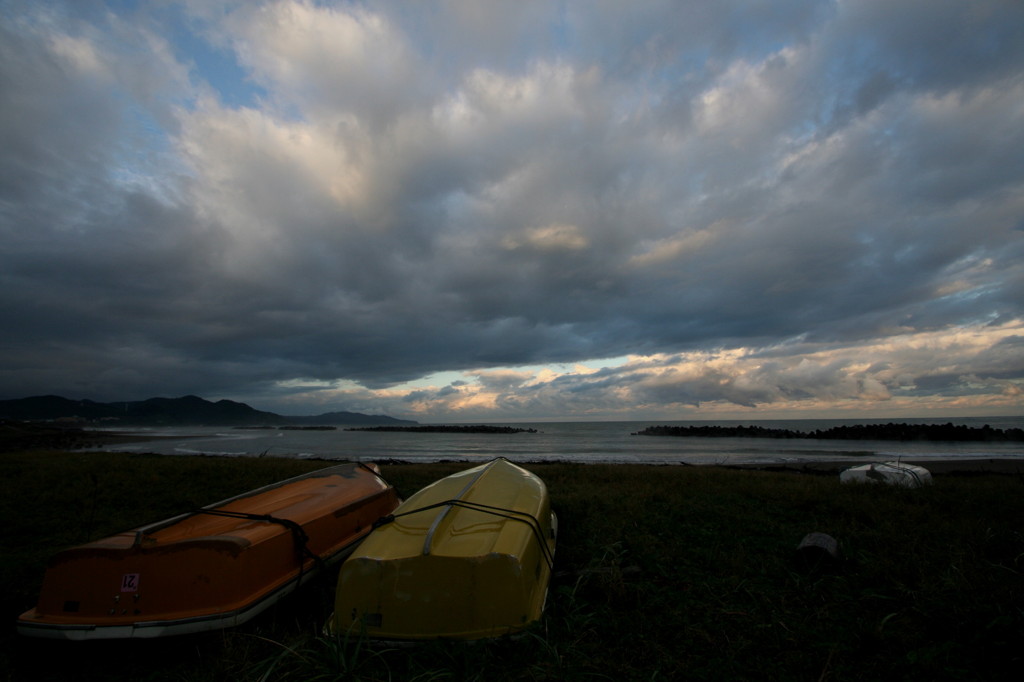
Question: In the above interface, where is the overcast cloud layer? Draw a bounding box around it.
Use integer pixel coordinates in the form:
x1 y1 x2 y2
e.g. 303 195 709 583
2 0 1023 420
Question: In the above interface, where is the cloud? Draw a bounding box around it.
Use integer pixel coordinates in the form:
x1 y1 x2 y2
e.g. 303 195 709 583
321 319 1024 421
0 0 1022 420
502 224 589 252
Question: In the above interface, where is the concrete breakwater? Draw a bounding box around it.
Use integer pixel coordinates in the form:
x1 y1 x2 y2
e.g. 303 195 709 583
634 422 1024 441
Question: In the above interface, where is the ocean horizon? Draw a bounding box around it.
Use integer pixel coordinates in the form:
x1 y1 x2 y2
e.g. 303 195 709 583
92 416 1024 466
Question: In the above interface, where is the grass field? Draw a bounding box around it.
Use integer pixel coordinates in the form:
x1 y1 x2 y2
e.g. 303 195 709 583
2 449 1022 681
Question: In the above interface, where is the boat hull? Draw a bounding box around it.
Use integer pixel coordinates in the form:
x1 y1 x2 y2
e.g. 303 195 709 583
18 463 400 640
840 461 932 488
333 458 556 640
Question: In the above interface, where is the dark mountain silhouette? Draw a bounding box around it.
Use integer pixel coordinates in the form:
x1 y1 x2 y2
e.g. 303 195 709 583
285 411 417 426
0 395 415 427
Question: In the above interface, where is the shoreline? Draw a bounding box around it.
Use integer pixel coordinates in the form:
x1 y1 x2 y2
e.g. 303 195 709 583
0 422 188 453
4 423 1022 475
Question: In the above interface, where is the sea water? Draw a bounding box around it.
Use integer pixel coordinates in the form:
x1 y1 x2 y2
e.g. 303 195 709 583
92 417 1024 466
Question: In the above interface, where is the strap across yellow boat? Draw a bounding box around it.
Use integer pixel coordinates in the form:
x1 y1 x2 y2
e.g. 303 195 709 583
371 499 555 570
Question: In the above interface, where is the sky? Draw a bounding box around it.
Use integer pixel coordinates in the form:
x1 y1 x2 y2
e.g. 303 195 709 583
1 0 1023 422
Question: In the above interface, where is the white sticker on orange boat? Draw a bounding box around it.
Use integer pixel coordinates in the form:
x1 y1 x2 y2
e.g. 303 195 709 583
121 573 140 592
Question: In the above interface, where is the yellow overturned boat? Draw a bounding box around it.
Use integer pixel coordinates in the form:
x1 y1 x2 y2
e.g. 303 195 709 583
332 457 556 640
18 463 399 640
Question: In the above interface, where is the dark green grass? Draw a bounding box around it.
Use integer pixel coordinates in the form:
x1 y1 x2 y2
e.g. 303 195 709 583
2 451 1023 681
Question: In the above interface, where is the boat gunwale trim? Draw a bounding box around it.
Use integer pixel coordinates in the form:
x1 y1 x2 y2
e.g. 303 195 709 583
129 462 381 546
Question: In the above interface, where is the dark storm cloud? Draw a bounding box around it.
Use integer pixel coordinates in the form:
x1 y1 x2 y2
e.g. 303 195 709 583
1 0 1022 418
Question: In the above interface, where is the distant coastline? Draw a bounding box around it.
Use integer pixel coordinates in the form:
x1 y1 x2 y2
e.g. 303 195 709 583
345 425 538 434
633 422 1024 442
0 394 415 427
235 425 338 431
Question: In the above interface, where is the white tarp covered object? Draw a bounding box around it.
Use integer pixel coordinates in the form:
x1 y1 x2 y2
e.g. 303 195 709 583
840 462 933 488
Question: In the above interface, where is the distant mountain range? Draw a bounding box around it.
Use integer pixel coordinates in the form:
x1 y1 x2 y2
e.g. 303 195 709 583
0 395 416 427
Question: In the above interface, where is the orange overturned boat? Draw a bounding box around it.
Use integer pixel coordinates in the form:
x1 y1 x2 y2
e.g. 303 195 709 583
18 463 399 640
